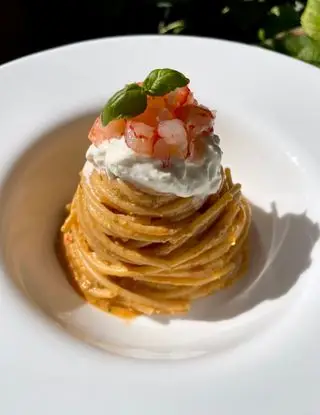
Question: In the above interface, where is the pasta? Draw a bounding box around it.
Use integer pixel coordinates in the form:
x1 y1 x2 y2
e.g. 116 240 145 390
60 167 251 318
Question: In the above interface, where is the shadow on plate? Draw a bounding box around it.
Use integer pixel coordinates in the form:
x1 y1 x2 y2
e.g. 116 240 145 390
152 203 320 323
0 112 97 318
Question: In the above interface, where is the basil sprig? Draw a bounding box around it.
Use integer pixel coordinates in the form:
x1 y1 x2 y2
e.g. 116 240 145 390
142 68 189 96
101 83 147 126
101 68 189 126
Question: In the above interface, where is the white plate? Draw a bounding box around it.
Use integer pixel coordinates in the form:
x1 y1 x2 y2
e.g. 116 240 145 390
1 35 320 414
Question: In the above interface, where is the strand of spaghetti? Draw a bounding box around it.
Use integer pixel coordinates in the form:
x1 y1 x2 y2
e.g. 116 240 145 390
147 195 240 257
61 208 77 233
72 229 219 281
115 179 177 208
81 177 178 242
72 224 239 287
80 183 243 270
73 189 126 264
225 167 234 187
197 251 249 299
68 237 190 314
90 171 204 218
70 186 250 276
186 256 244 300
154 254 244 303
152 194 241 268
69 195 248 290
173 207 248 270
77 226 229 280
170 183 241 245
163 202 241 266
61 196 78 233
142 187 239 258
60 166 251 316
202 202 251 268
141 253 243 300
77 186 171 268
122 240 152 249
136 261 239 299
71 180 248 274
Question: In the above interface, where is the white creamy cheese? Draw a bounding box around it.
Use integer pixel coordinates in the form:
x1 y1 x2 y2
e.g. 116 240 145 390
85 135 222 198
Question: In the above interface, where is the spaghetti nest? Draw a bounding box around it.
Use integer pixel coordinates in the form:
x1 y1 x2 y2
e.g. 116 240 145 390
60 167 251 317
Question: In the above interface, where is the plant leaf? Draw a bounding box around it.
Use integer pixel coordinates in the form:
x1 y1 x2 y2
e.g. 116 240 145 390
274 32 320 66
159 20 185 34
263 4 301 39
275 33 311 55
301 0 320 41
143 68 189 96
101 83 147 126
297 37 320 64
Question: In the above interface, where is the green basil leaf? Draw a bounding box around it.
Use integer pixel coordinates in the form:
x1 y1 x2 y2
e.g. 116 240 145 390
143 68 189 96
101 83 147 126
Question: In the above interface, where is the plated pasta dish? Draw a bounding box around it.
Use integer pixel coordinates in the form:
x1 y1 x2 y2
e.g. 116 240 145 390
60 68 251 318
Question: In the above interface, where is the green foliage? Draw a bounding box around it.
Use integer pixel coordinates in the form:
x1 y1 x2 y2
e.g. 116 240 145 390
156 0 320 67
302 0 320 40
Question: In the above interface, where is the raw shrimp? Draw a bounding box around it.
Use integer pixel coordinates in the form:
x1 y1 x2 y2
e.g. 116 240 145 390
88 85 214 166
133 96 173 127
165 86 195 111
88 116 126 145
154 119 188 161
158 119 188 149
125 121 156 156
153 138 171 166
175 104 215 138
